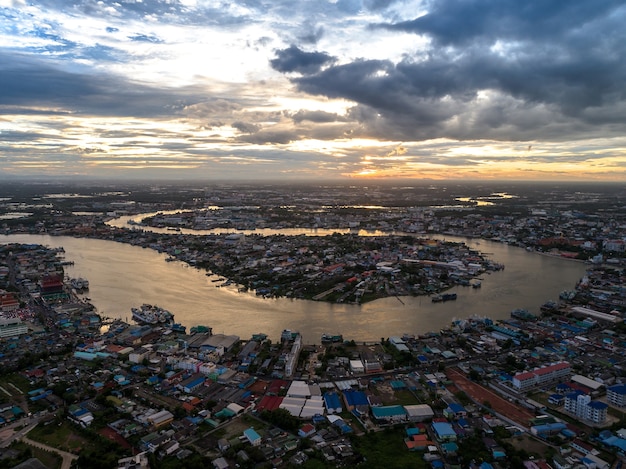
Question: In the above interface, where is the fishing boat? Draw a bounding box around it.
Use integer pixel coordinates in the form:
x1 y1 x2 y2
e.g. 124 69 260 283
131 304 174 325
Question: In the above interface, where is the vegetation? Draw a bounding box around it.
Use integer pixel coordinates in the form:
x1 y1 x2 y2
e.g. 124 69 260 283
350 427 427 469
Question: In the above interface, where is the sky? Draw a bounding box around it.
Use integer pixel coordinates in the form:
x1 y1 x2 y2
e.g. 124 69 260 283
1 0 625 181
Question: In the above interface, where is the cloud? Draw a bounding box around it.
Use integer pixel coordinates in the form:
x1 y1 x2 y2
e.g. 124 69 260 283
270 45 336 74
2 0 626 180
231 121 260 134
282 1 626 143
380 0 624 46
290 110 344 124
0 52 208 118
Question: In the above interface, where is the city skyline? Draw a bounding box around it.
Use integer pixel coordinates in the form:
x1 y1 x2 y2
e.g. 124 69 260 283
1 0 625 181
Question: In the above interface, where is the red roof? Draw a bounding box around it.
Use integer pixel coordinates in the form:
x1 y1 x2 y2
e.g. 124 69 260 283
268 379 288 395
534 362 570 375
256 395 283 412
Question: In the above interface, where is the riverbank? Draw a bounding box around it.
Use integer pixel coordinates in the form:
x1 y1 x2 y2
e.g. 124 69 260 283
0 233 587 343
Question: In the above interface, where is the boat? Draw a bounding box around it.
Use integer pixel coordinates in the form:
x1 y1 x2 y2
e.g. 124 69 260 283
321 334 343 344
190 325 211 334
131 304 174 325
511 308 536 321
540 301 558 313
70 277 89 291
170 323 187 333
472 281 481 288
433 293 457 302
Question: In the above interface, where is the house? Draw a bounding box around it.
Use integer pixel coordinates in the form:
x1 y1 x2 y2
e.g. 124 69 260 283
443 402 467 419
298 424 316 438
243 428 262 446
432 422 457 442
212 457 230 469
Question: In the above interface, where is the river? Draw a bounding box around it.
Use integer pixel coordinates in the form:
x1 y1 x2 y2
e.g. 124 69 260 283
1 228 587 344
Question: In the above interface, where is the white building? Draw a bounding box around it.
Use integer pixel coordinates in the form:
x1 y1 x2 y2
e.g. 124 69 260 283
0 318 28 338
607 384 626 408
512 362 571 392
349 359 364 374
564 393 607 424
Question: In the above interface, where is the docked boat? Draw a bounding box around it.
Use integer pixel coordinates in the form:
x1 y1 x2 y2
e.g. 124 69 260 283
433 292 457 302
321 334 343 344
131 304 174 325
511 308 536 321
70 277 89 291
190 325 211 334
472 281 481 288
540 300 558 313
170 323 187 333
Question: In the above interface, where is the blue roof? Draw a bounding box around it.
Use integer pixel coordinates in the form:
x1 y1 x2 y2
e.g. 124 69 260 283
324 392 342 410
532 422 566 433
448 403 465 413
432 422 456 437
441 442 458 452
243 428 261 441
609 384 626 395
588 401 608 410
344 390 369 407
390 380 406 389
602 436 626 452
371 405 406 418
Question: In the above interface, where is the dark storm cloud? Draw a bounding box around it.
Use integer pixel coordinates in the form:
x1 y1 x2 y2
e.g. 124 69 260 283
283 1 626 142
382 0 623 46
0 52 206 118
270 46 335 74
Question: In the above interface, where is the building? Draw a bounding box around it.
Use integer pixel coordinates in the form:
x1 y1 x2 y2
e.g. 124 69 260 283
371 405 407 424
564 393 607 424
147 410 174 429
404 404 434 422
607 384 626 408
349 359 364 374
512 362 571 392
0 318 28 338
432 422 457 442
0 292 19 312
243 428 262 446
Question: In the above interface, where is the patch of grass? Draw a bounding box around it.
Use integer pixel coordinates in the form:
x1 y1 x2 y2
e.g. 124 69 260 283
390 389 420 406
5 373 32 393
352 427 427 469
28 421 90 454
